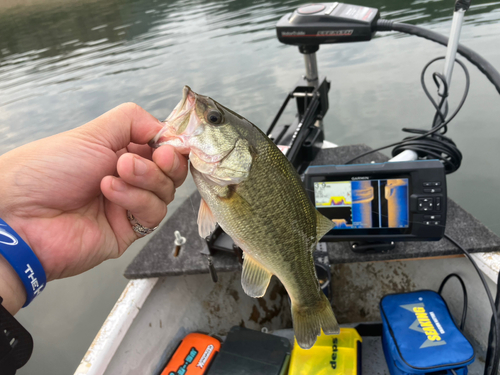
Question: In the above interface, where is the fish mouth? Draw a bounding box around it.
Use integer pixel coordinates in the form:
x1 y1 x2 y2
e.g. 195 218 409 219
149 86 197 152
181 86 194 110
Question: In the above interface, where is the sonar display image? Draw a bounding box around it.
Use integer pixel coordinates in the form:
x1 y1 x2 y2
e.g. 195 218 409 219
314 178 409 229
314 181 352 207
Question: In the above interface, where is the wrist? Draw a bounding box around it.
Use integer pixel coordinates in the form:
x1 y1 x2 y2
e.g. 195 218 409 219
0 254 26 315
0 218 46 308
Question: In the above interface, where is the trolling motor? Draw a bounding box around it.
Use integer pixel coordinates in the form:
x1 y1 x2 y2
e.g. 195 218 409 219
276 3 380 98
268 2 382 172
271 3 384 172
276 5 378 89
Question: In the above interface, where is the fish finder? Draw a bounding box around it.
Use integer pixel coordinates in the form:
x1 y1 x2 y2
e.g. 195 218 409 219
304 160 447 243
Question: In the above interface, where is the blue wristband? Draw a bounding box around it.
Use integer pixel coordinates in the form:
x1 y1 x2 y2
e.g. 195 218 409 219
0 218 46 307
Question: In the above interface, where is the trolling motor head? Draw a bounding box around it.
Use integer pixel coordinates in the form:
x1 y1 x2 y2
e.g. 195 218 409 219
276 3 379 48
276 3 379 83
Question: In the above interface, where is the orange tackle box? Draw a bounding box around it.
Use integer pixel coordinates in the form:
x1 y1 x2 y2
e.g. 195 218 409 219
161 333 220 375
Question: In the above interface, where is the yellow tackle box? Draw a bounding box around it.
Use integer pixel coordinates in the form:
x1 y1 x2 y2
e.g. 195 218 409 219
289 328 362 375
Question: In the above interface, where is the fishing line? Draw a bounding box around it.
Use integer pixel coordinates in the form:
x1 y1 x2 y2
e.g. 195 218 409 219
188 191 197 217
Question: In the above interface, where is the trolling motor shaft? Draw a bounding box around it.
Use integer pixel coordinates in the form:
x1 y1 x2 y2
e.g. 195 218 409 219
304 53 319 83
299 45 320 85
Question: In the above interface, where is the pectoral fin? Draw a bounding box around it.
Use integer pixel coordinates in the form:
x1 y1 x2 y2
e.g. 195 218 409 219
197 199 217 238
316 210 334 241
241 254 272 298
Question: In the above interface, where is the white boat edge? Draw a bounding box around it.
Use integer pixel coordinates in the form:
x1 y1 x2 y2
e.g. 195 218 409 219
75 278 158 375
75 139 500 375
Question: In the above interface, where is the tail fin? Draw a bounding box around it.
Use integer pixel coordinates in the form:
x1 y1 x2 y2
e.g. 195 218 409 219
292 293 340 349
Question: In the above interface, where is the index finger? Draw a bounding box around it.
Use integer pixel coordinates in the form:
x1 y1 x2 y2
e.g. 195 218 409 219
77 103 163 152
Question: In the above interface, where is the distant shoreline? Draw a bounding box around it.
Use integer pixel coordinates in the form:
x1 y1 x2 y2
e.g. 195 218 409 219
0 0 99 12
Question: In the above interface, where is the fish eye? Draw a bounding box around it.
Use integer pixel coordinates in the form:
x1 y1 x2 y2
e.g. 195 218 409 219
206 110 223 125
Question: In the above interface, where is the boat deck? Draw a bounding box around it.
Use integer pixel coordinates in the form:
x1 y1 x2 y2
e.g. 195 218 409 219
125 144 500 279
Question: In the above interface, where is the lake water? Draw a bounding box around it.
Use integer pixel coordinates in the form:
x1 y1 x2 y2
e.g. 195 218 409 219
2 0 499 373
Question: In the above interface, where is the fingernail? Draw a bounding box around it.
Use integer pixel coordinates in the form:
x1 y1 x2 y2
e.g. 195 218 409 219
111 178 127 191
134 157 148 176
172 151 180 172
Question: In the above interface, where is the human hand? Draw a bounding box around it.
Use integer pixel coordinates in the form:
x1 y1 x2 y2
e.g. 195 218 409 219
0 103 188 313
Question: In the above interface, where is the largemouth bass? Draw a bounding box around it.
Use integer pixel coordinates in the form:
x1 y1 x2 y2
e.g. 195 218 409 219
150 86 340 349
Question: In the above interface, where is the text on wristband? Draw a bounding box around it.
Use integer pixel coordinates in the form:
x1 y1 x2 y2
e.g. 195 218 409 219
25 264 44 296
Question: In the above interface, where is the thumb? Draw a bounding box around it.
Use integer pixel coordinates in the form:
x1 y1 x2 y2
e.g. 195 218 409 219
77 103 164 152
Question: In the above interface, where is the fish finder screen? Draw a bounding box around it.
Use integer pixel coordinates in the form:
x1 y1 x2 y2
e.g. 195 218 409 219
313 178 409 229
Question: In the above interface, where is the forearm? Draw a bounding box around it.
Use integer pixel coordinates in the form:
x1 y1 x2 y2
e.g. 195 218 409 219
0 254 26 315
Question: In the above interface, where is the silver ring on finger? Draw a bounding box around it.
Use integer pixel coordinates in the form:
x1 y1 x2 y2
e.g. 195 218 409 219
127 210 158 237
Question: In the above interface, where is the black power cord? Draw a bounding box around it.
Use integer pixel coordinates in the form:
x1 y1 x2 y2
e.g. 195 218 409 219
438 273 468 330
444 235 499 375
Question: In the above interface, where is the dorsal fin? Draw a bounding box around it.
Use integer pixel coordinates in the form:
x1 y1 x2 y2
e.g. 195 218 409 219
197 198 217 238
316 210 334 241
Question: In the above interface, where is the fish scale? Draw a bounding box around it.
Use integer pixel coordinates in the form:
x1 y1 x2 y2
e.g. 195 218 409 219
151 86 339 349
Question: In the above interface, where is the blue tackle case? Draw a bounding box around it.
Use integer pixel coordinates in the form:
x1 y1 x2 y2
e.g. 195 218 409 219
380 290 475 375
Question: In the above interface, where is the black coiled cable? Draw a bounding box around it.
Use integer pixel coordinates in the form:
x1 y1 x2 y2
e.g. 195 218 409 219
391 56 469 174
344 55 469 170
